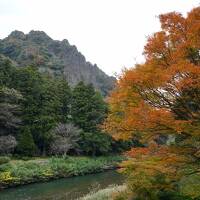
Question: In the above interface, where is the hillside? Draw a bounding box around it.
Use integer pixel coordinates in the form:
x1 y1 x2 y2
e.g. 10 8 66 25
0 30 115 95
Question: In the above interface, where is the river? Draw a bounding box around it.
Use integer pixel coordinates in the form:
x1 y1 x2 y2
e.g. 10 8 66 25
0 170 124 200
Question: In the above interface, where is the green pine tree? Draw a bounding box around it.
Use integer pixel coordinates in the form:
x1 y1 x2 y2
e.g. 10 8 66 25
17 127 37 156
71 82 108 132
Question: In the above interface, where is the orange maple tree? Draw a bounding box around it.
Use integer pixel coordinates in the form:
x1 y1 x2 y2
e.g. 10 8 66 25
104 6 200 198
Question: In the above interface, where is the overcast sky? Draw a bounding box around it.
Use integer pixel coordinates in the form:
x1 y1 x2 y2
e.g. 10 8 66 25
0 0 199 76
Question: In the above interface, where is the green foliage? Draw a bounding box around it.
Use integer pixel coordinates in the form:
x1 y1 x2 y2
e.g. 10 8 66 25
0 156 10 165
0 56 127 157
157 191 193 200
111 139 142 153
79 132 112 156
0 156 124 188
0 86 22 136
0 54 15 87
8 66 72 154
114 191 194 200
71 82 115 156
48 156 124 176
54 79 72 123
180 174 200 198
0 59 19 142
71 82 108 132
16 127 37 156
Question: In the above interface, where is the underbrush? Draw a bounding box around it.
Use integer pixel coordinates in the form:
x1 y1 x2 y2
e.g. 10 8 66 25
0 155 124 189
0 156 10 165
79 185 126 200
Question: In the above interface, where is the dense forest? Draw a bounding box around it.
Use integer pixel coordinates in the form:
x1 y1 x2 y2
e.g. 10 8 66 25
0 55 134 157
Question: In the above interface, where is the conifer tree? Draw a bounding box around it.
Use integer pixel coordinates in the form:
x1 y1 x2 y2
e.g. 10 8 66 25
17 127 37 156
71 82 108 132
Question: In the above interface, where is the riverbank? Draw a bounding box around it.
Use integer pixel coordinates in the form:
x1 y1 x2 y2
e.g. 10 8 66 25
0 170 125 200
0 156 124 189
78 185 126 200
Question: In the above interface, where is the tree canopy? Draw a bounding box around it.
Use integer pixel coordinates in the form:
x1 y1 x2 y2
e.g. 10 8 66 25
105 6 200 199
0 55 132 156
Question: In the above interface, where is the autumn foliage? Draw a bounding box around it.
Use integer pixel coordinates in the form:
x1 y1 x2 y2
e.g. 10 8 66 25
104 6 200 199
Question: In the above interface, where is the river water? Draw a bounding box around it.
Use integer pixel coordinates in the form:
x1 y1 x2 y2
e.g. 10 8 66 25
0 170 124 200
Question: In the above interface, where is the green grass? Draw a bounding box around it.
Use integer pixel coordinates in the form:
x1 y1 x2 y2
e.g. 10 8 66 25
0 155 125 189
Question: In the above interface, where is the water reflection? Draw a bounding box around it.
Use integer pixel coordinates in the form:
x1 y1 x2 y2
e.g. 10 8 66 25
0 171 124 200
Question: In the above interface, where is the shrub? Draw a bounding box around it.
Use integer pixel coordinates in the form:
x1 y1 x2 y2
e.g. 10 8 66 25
0 156 124 188
0 171 17 184
0 135 17 154
0 156 10 165
49 123 81 155
158 191 193 200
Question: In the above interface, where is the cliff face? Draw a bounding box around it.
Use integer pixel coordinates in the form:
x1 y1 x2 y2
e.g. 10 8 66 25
0 30 115 95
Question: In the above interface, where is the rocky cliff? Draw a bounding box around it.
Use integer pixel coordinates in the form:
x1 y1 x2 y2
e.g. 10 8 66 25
0 30 115 95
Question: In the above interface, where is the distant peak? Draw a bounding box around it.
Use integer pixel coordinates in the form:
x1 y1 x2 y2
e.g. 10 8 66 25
62 39 70 46
28 30 52 41
9 30 26 40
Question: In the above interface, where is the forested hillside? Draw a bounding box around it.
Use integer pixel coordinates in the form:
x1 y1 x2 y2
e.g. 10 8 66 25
0 54 134 157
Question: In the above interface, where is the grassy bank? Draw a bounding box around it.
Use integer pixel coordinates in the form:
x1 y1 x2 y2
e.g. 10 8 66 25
78 185 126 200
0 156 124 189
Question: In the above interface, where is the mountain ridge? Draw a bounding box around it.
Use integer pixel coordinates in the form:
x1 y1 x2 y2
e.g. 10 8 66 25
0 30 115 95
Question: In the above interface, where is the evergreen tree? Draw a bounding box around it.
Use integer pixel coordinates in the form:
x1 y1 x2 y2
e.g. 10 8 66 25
0 87 22 136
0 56 121 157
0 54 15 87
11 67 58 154
55 78 72 123
71 82 108 132
16 127 37 156
78 132 112 156
71 82 112 156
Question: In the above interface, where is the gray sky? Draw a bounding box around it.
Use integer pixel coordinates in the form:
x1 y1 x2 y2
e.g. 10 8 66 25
0 0 199 75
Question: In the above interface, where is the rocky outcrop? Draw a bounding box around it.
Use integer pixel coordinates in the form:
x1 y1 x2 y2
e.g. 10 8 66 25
0 30 115 95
